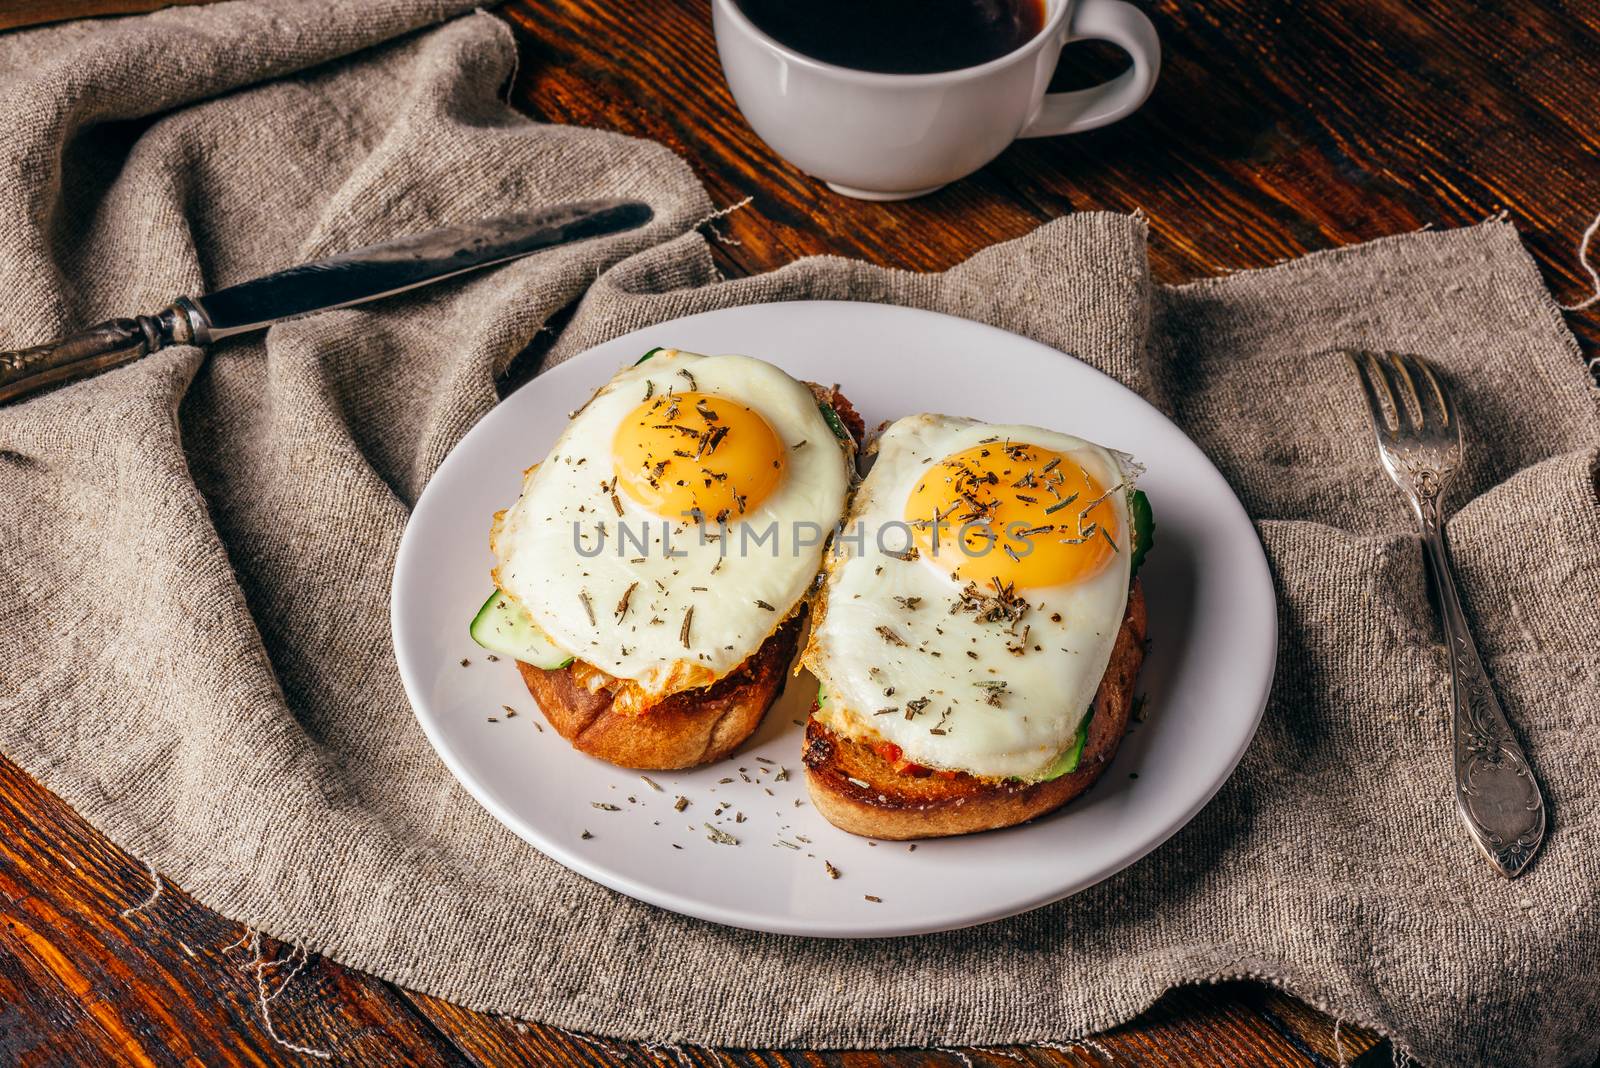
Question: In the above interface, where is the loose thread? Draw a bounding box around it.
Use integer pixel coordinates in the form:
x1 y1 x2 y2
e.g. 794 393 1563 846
558 1026 634 1062
499 23 521 104
264 944 311 1006
955 1048 1062 1066
1032 1037 1118 1063
639 1040 682 1066
648 1040 720 1067
119 859 162 919
693 195 754 247
226 928 333 1061
1559 210 1600 311
1333 1019 1347 1067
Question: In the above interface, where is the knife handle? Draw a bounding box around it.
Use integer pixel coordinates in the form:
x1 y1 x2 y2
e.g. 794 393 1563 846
0 301 200 405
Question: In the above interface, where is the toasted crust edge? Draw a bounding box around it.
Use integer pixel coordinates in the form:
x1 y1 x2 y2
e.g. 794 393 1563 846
518 612 803 770
802 581 1147 839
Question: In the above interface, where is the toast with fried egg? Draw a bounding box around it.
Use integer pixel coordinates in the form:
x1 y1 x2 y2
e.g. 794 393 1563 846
799 414 1153 837
474 347 863 770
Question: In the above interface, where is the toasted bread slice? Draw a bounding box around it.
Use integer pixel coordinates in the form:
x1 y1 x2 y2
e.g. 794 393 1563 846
803 581 1146 839
519 612 803 770
515 382 863 770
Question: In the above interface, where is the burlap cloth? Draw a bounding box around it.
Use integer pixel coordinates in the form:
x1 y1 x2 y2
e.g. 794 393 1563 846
1 4 1596 1065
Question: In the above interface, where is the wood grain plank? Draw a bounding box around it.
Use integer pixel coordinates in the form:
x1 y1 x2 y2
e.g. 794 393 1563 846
0 0 208 33
401 980 1385 1067
0 755 469 1067
502 0 1600 363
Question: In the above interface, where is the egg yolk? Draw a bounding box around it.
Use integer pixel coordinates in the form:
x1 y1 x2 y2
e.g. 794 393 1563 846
903 442 1118 589
612 391 786 522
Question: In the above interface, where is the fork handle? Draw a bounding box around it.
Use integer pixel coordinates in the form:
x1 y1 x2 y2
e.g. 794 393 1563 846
1419 522 1546 878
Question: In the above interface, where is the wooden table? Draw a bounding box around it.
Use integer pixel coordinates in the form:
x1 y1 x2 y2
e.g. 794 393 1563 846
4 0 1597 1064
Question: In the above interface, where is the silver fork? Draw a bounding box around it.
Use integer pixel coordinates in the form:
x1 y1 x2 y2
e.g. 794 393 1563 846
1347 351 1546 878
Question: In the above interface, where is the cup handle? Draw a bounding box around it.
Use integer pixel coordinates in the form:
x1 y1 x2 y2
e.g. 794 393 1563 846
1018 0 1161 138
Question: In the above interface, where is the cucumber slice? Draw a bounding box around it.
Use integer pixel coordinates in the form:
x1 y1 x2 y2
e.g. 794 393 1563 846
1129 489 1154 578
818 401 851 443
469 590 573 669
1036 705 1094 781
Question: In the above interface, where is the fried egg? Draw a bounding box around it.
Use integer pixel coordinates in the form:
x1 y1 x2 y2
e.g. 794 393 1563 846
802 415 1136 781
491 349 852 712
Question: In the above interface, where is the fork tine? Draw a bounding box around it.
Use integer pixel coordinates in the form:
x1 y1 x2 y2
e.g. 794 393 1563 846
1384 351 1425 430
1402 352 1454 431
1346 350 1397 442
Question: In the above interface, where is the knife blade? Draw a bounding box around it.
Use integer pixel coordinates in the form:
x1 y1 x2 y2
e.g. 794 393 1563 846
0 198 653 404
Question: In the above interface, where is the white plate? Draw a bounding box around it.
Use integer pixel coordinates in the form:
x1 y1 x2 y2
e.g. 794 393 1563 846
392 300 1276 938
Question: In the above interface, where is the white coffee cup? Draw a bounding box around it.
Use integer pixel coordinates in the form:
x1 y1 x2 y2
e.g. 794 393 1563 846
713 0 1160 200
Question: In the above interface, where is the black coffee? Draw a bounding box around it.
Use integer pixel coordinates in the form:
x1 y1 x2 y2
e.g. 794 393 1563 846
736 0 1047 75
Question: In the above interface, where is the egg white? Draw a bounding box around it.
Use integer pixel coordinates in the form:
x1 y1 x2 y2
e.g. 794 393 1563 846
803 415 1134 781
492 350 851 700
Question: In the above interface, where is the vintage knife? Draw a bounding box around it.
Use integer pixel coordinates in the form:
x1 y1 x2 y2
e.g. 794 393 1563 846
0 198 654 405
